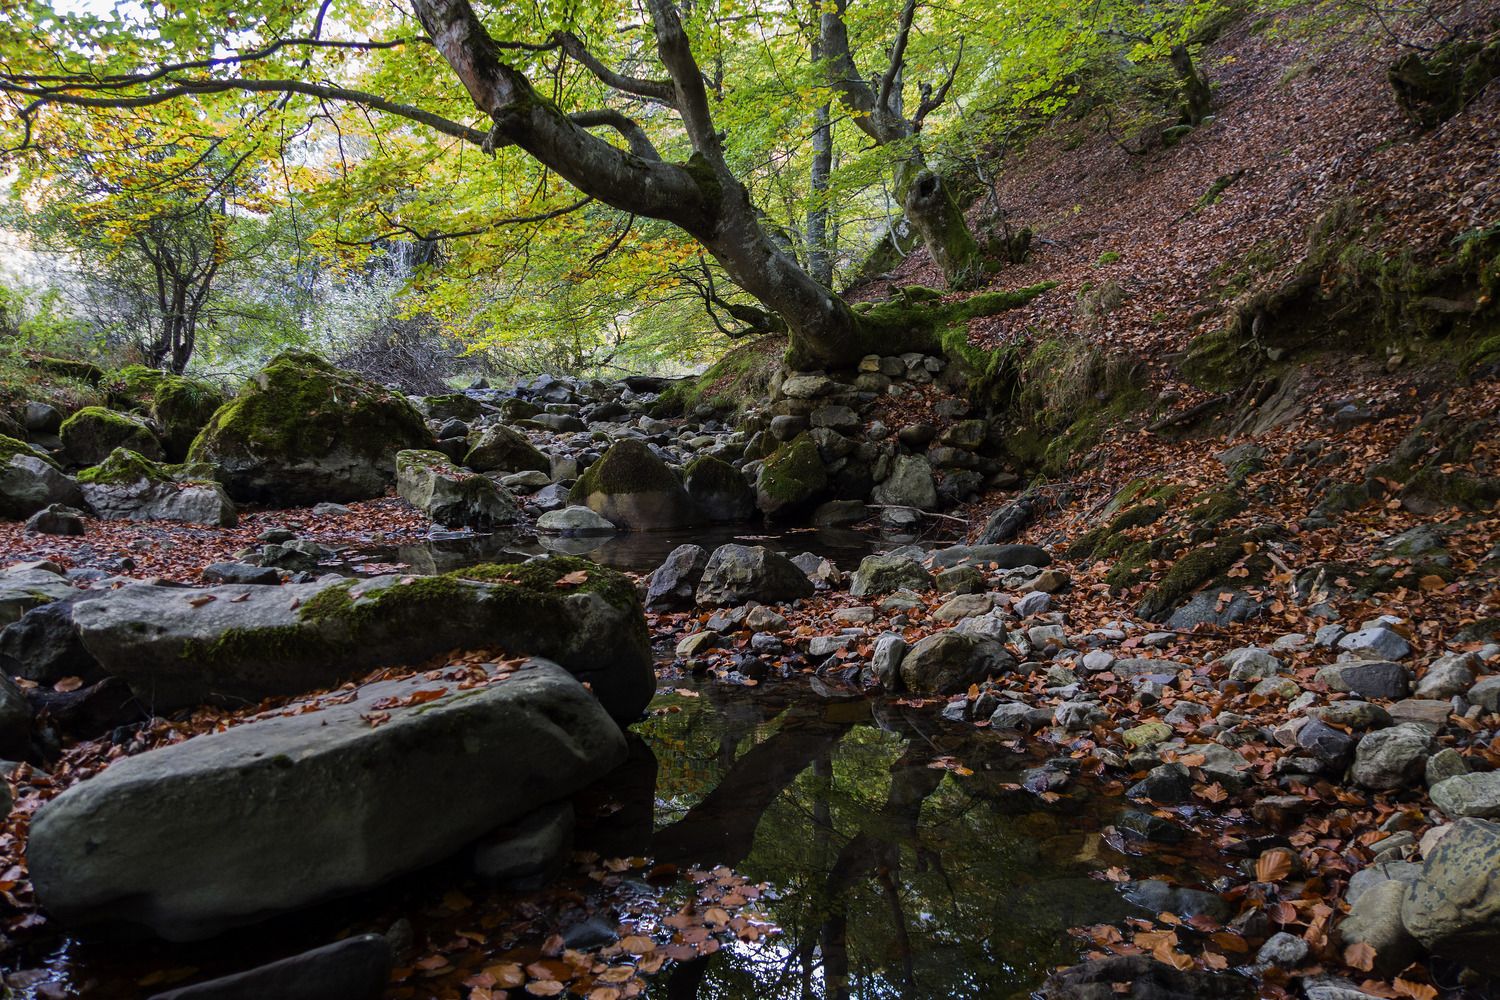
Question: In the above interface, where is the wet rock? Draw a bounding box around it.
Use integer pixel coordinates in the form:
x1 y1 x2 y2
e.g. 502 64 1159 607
1314 701 1392 730
536 506 617 537
71 559 654 722
645 544 708 609
29 659 625 940
1431 772 1500 819
1350 724 1431 790
933 593 992 621
683 456 754 522
898 630 1013 695
1040 955 1249 1000
1255 931 1308 967
849 553 932 597
1117 810 1184 843
694 544 813 607
1296 718 1357 770
1401 818 1500 973
146 934 391 1000
1121 880 1231 921
935 565 984 594
396 450 519 530
472 800 574 886
868 633 907 689
1127 763 1192 803
811 499 869 527
1466 675 1500 712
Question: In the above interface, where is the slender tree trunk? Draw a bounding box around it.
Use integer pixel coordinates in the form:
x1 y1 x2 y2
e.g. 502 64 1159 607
807 98 834 288
895 156 982 289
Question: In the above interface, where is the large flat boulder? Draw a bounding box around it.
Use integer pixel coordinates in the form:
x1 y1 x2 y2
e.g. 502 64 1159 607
71 557 653 722
188 352 433 505
77 448 236 527
28 658 627 940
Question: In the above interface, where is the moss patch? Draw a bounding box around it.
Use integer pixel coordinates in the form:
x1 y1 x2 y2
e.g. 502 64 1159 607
1136 536 1250 620
77 447 216 486
756 432 828 510
0 433 58 469
649 336 787 418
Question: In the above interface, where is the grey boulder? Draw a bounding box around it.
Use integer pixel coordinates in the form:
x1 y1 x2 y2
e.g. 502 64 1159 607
1 453 83 519
396 449 520 530
29 658 626 940
1401 818 1500 973
899 630 1014 695
645 544 708 608
694 544 813 607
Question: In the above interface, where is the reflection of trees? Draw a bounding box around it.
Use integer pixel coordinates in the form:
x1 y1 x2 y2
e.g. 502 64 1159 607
639 687 1136 1000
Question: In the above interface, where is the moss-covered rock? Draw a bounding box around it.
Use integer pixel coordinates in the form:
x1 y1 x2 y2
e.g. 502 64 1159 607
755 432 829 518
106 367 226 462
1136 536 1250 621
569 439 701 529
683 455 755 522
73 556 654 722
395 449 520 529
188 352 432 505
59 406 162 467
463 423 550 475
420 393 483 423
649 336 787 419
76 448 236 527
1 435 81 520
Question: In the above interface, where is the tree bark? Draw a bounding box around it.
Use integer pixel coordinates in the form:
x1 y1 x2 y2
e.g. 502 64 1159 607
1169 44 1213 126
807 97 834 288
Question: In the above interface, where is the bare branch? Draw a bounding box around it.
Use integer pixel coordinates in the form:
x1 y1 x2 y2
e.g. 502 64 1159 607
335 196 594 244
551 30 677 105
878 0 918 112
913 38 962 126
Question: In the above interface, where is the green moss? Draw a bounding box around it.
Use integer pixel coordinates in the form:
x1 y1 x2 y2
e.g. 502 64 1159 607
683 454 743 495
1401 469 1500 510
570 439 680 502
1097 251 1122 265
59 406 160 461
1136 536 1249 620
28 355 103 386
1186 486 1246 526
650 336 786 418
757 432 828 505
0 433 58 469
188 351 429 465
1104 539 1158 592
1461 333 1500 375
76 447 218 486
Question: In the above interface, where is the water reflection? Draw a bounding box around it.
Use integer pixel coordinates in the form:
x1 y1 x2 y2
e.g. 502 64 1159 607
633 683 1151 1000
340 523 908 576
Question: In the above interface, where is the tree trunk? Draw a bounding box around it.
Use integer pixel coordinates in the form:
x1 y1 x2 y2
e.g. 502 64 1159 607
1169 44 1213 126
901 164 983 290
807 98 834 288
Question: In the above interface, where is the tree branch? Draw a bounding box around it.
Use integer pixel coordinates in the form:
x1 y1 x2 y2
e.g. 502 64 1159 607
550 30 677 106
642 0 724 164
877 0 918 113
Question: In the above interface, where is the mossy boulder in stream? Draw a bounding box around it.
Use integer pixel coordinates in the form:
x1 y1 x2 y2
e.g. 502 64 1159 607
569 439 701 529
70 557 654 722
188 352 432 505
755 433 828 518
396 449 520 530
683 455 755 522
463 423 550 475
59 406 162 467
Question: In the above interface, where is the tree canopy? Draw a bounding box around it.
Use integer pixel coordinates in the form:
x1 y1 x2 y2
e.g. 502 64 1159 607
0 0 1234 374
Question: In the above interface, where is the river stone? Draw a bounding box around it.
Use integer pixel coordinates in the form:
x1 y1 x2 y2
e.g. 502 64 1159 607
570 439 701 529
927 543 1051 570
537 506 617 537
682 456 755 522
189 352 432 505
472 800 575 886
1337 626 1412 660
0 562 77 627
1416 653 1477 699
1 448 83 520
694 544 813 607
1040 955 1250 1000
0 599 101 686
395 449 519 530
872 454 937 510
1401 818 1500 973
1120 880 1231 921
849 554 933 597
28 658 626 940
645 544 708 608
1430 772 1500 819
1316 660 1410 700
69 558 653 722
463 423 551 475
869 633 907 689
1314 701 1392 730
1219 647 1282 682
1467 675 1500 712
898 630 1013 695
148 935 390 1000
25 503 86 535
1350 724 1431 790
